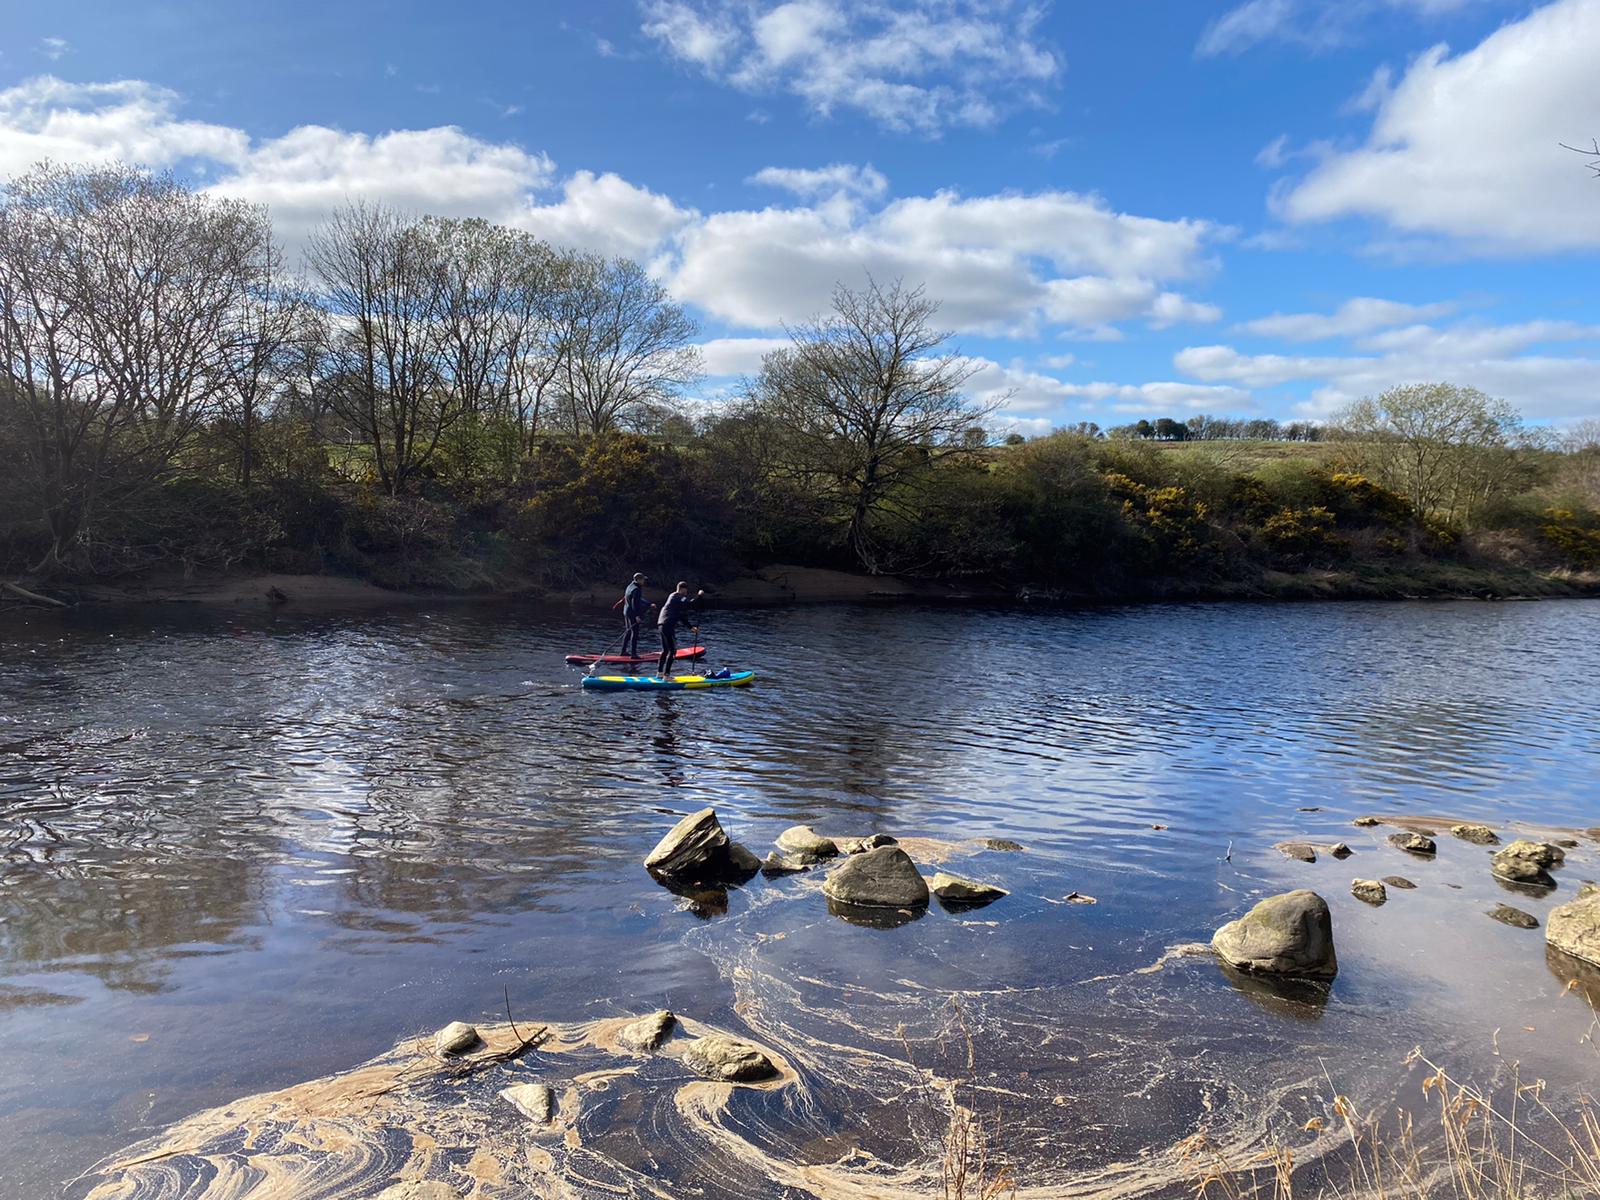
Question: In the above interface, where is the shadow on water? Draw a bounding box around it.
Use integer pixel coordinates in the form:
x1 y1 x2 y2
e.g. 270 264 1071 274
1 597 1599 1197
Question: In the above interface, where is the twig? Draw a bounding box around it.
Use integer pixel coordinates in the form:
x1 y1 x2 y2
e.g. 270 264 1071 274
2 581 67 607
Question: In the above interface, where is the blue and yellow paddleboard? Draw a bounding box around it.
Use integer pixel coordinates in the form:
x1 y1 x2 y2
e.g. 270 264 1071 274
581 670 755 691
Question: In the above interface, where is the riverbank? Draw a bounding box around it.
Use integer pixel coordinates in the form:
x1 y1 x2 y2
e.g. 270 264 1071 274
11 558 1598 613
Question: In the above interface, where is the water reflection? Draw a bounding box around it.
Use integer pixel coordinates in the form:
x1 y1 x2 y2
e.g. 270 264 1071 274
1 598 1599 1198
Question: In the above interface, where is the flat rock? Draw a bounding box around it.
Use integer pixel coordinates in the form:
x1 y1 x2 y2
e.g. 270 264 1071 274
1547 893 1600 967
499 1082 556 1124
1382 875 1417 889
1388 832 1436 856
1351 879 1387 906
1451 823 1499 845
644 808 731 877
929 873 1008 907
433 1021 479 1056
1212 889 1337 979
775 825 838 863
837 834 897 855
1274 841 1317 863
761 850 809 875
680 1035 778 1082
1353 816 1381 827
822 846 929 909
618 1010 676 1052
1488 904 1539 929
984 838 1024 852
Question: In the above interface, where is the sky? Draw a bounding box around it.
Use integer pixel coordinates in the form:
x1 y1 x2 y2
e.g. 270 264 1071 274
1 0 1598 433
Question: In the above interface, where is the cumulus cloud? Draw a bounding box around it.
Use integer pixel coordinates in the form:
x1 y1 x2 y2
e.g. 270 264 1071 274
696 336 791 375
1235 296 1457 339
512 170 695 261
639 0 1059 135
1277 0 1600 252
1176 320 1600 419
748 162 888 199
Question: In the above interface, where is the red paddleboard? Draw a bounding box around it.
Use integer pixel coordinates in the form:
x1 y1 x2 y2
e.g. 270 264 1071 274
565 646 706 666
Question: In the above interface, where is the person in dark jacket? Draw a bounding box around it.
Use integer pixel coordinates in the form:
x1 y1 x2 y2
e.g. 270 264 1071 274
618 572 654 659
656 581 703 677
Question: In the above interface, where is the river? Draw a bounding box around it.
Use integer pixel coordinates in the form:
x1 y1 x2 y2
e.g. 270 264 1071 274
2 598 1599 1199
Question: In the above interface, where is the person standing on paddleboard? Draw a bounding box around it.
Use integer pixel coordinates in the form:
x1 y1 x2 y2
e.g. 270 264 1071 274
656 581 703 678
619 573 655 659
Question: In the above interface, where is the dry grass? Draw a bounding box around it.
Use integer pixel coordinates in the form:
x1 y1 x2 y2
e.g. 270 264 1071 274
1178 1050 1600 1200
900 999 1017 1200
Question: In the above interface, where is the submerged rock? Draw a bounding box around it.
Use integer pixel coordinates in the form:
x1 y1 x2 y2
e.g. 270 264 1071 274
433 1021 479 1056
499 1082 556 1124
822 846 930 909
1382 875 1417 889
837 834 898 855
984 838 1025 852
1351 879 1387 906
1488 904 1539 929
775 825 838 863
1388 832 1436 857
929 873 1008 907
1452 823 1499 845
618 1010 676 1052
1275 841 1318 863
1547 892 1600 967
680 1035 777 1082
1491 840 1562 886
1212 890 1337 980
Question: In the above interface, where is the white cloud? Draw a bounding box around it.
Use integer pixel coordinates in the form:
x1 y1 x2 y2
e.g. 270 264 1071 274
1278 0 1600 252
667 188 1222 334
1235 296 1457 339
1197 0 1487 57
748 162 888 199
38 37 70 62
512 170 695 260
1176 320 1600 420
1057 379 1255 410
640 0 1059 135
696 336 791 375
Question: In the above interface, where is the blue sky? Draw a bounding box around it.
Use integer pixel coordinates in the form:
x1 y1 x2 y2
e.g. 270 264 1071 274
2 0 1597 431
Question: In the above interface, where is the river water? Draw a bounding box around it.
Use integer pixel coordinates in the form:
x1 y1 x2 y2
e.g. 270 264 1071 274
2 598 1599 1199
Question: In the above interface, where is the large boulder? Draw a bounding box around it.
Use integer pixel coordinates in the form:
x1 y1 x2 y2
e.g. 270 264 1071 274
1212 890 1337 980
1547 892 1600 967
643 808 756 883
822 846 930 909
680 1035 778 1082
776 825 838 863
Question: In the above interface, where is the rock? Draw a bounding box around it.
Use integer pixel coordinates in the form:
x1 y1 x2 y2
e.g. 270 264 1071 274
644 808 731 877
1451 823 1499 845
433 1021 480 1056
1274 841 1318 863
761 850 808 875
375 1184 462 1200
1328 842 1354 859
775 825 838 863
1556 838 1580 849
725 841 762 874
1351 879 1387 906
1382 875 1417 889
1488 904 1539 929
618 1010 676 1052
1388 832 1436 856
837 834 897 855
1491 840 1562 885
1581 883 1600 899
929 873 1008 907
680 1035 778 1082
499 1082 556 1124
1353 816 1381 827
1211 890 1337 980
984 838 1024 852
1547 892 1600 967
822 846 929 909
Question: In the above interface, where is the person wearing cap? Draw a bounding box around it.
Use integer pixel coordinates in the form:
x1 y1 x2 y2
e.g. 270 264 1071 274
656 580 704 677
618 572 655 659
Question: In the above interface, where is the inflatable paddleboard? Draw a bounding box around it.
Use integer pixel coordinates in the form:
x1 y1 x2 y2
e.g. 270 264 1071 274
564 646 705 666
581 670 755 691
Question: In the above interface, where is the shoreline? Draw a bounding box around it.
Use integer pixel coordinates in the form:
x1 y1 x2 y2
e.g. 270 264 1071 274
6 560 1599 614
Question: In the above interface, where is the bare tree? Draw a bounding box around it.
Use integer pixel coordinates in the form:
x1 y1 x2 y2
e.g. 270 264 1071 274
0 162 270 578
547 254 701 436
305 203 454 494
744 278 998 572
220 240 306 487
